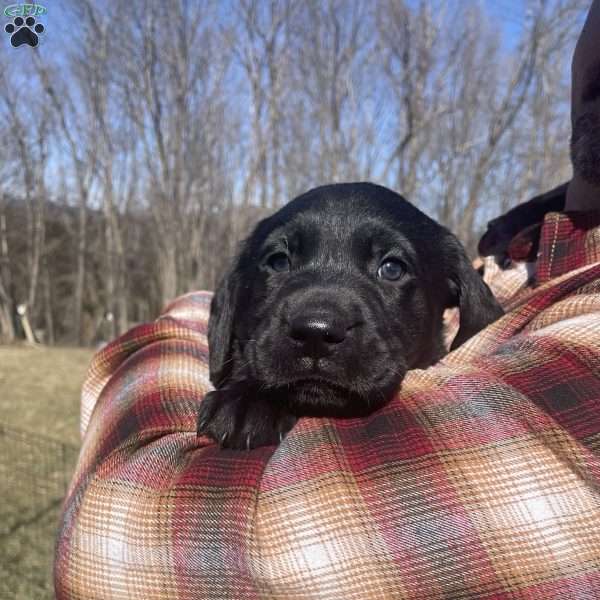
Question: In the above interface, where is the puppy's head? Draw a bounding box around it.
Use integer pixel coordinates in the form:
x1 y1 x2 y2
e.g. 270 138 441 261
209 183 502 416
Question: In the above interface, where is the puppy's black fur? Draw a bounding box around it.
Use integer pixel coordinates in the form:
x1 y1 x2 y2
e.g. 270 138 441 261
198 183 503 449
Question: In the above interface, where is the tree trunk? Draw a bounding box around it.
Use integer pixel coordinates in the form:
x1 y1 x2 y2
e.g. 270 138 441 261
0 201 15 342
43 256 55 345
74 192 87 344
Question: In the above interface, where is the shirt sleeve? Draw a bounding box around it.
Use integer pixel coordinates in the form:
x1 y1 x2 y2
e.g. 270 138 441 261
55 212 600 599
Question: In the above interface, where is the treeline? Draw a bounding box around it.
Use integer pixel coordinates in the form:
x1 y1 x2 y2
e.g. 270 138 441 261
0 0 587 345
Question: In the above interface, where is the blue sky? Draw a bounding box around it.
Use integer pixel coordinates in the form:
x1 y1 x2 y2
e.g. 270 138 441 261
0 0 580 219
2 1 530 55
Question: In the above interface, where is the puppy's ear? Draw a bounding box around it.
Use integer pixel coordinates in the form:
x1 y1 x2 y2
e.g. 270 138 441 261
208 267 240 388
446 244 504 351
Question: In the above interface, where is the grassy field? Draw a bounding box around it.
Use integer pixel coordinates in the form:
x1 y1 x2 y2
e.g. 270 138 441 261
0 345 94 600
0 345 94 445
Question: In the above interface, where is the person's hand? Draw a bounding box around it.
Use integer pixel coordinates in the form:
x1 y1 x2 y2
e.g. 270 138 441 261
478 182 567 263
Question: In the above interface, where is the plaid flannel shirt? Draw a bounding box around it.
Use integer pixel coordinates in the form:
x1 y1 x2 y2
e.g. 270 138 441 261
55 210 600 599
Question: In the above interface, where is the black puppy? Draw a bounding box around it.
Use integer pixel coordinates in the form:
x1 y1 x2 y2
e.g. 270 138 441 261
198 183 503 449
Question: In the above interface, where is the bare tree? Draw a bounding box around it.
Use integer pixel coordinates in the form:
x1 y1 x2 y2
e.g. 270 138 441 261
376 0 447 197
286 0 371 187
108 0 234 307
0 0 588 345
0 65 53 335
0 195 14 342
35 58 96 344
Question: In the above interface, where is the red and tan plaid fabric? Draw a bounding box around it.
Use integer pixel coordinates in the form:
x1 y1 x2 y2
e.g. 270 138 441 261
55 211 600 599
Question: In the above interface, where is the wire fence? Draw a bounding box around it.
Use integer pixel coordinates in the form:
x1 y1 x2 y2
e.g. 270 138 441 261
0 423 78 600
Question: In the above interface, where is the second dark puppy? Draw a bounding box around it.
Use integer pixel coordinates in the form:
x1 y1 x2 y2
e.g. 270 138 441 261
198 182 503 449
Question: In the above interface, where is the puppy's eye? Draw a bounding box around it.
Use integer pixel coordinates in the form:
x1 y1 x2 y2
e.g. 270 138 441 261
268 253 291 272
377 258 404 281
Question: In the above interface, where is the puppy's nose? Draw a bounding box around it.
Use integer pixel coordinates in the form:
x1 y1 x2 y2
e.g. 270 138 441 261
289 314 346 357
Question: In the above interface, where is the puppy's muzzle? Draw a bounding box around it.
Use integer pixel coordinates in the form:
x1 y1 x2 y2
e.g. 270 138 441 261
288 312 352 358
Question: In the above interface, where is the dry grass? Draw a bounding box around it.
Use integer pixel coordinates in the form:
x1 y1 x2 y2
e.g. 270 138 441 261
0 344 94 446
0 344 94 599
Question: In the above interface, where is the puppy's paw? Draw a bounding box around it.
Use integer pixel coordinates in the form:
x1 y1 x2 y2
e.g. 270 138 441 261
197 387 297 450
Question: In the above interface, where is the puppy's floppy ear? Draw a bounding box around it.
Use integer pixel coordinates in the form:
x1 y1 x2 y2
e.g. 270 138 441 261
208 266 240 388
446 242 504 351
208 216 271 388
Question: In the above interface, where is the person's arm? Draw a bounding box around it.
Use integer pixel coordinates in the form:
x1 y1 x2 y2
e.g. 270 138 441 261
55 209 600 598
57 1 600 594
